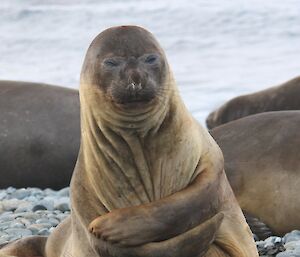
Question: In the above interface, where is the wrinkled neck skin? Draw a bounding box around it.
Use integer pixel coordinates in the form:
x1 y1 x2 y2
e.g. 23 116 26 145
78 71 198 214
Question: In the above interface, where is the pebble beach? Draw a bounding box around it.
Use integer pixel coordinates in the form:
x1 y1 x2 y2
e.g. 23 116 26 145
1 187 300 256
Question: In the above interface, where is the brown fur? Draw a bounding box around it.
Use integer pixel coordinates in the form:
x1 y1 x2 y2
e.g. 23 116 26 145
0 26 257 257
211 111 300 236
206 76 300 129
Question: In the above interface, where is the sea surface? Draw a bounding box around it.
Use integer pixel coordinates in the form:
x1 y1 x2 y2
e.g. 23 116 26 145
1 0 300 124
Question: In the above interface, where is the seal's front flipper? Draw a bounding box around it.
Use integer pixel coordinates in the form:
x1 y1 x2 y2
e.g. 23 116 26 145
244 212 273 240
132 212 224 257
0 236 47 257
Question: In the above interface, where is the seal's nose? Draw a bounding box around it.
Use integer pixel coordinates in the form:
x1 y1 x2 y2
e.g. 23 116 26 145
127 68 141 85
126 81 142 92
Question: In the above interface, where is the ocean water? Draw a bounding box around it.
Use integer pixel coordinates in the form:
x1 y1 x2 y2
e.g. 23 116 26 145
0 0 300 124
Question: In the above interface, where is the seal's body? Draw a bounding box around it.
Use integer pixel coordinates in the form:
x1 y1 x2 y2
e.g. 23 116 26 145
0 26 257 257
211 111 300 237
206 76 300 129
0 81 79 189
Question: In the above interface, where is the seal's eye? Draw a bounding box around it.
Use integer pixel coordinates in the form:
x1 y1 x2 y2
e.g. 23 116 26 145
103 59 119 67
145 55 158 64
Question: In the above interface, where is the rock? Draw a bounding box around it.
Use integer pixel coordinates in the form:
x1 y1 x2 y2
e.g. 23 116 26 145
38 228 50 236
2 199 24 211
10 222 25 229
56 213 69 221
57 187 70 197
32 204 48 212
27 224 45 234
15 217 31 227
44 188 57 196
15 202 33 213
54 197 70 212
283 230 300 244
10 188 31 200
0 221 12 230
48 218 59 227
5 228 32 237
6 187 16 194
277 251 300 257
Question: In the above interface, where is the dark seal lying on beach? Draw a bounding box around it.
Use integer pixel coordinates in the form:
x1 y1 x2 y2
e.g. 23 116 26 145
0 26 258 257
211 111 300 239
206 76 300 129
0 81 80 190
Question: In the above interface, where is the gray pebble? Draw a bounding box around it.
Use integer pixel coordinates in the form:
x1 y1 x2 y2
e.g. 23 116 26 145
54 197 70 212
5 228 32 237
10 222 25 229
27 224 45 234
36 218 51 224
0 238 9 245
56 213 69 221
32 204 48 212
57 187 70 197
6 187 16 194
283 230 300 244
0 221 12 230
15 202 33 213
0 191 7 201
11 188 31 200
16 217 31 227
44 188 57 196
2 199 24 211
277 251 300 257
38 228 50 236
48 218 59 227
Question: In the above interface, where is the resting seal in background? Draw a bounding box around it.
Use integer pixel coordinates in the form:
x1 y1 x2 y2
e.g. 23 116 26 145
206 76 300 129
0 81 80 189
0 26 257 257
210 111 300 239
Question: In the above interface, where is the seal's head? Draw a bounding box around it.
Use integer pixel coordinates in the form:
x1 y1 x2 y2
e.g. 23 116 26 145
80 26 169 111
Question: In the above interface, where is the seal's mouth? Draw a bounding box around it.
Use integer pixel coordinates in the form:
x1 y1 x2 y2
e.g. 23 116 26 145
109 81 157 109
114 97 156 110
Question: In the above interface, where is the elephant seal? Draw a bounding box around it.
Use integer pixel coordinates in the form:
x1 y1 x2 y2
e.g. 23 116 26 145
206 76 300 129
0 81 80 189
0 26 257 257
210 111 300 238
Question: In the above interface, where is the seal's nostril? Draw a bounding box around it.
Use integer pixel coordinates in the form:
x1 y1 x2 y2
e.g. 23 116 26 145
126 82 142 92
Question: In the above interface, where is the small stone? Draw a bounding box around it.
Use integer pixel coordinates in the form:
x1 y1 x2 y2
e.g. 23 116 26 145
0 238 9 245
7 235 22 242
15 202 33 213
32 204 48 212
56 213 69 221
16 217 32 227
0 191 7 200
38 228 50 236
283 230 300 243
11 188 31 200
57 187 70 197
6 187 16 194
44 188 57 196
48 218 59 227
277 251 300 257
2 199 23 211
10 222 25 229
0 211 14 221
27 224 43 234
49 227 55 233
54 197 70 212
36 218 51 224
5 228 32 237
18 212 39 220
0 221 12 230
